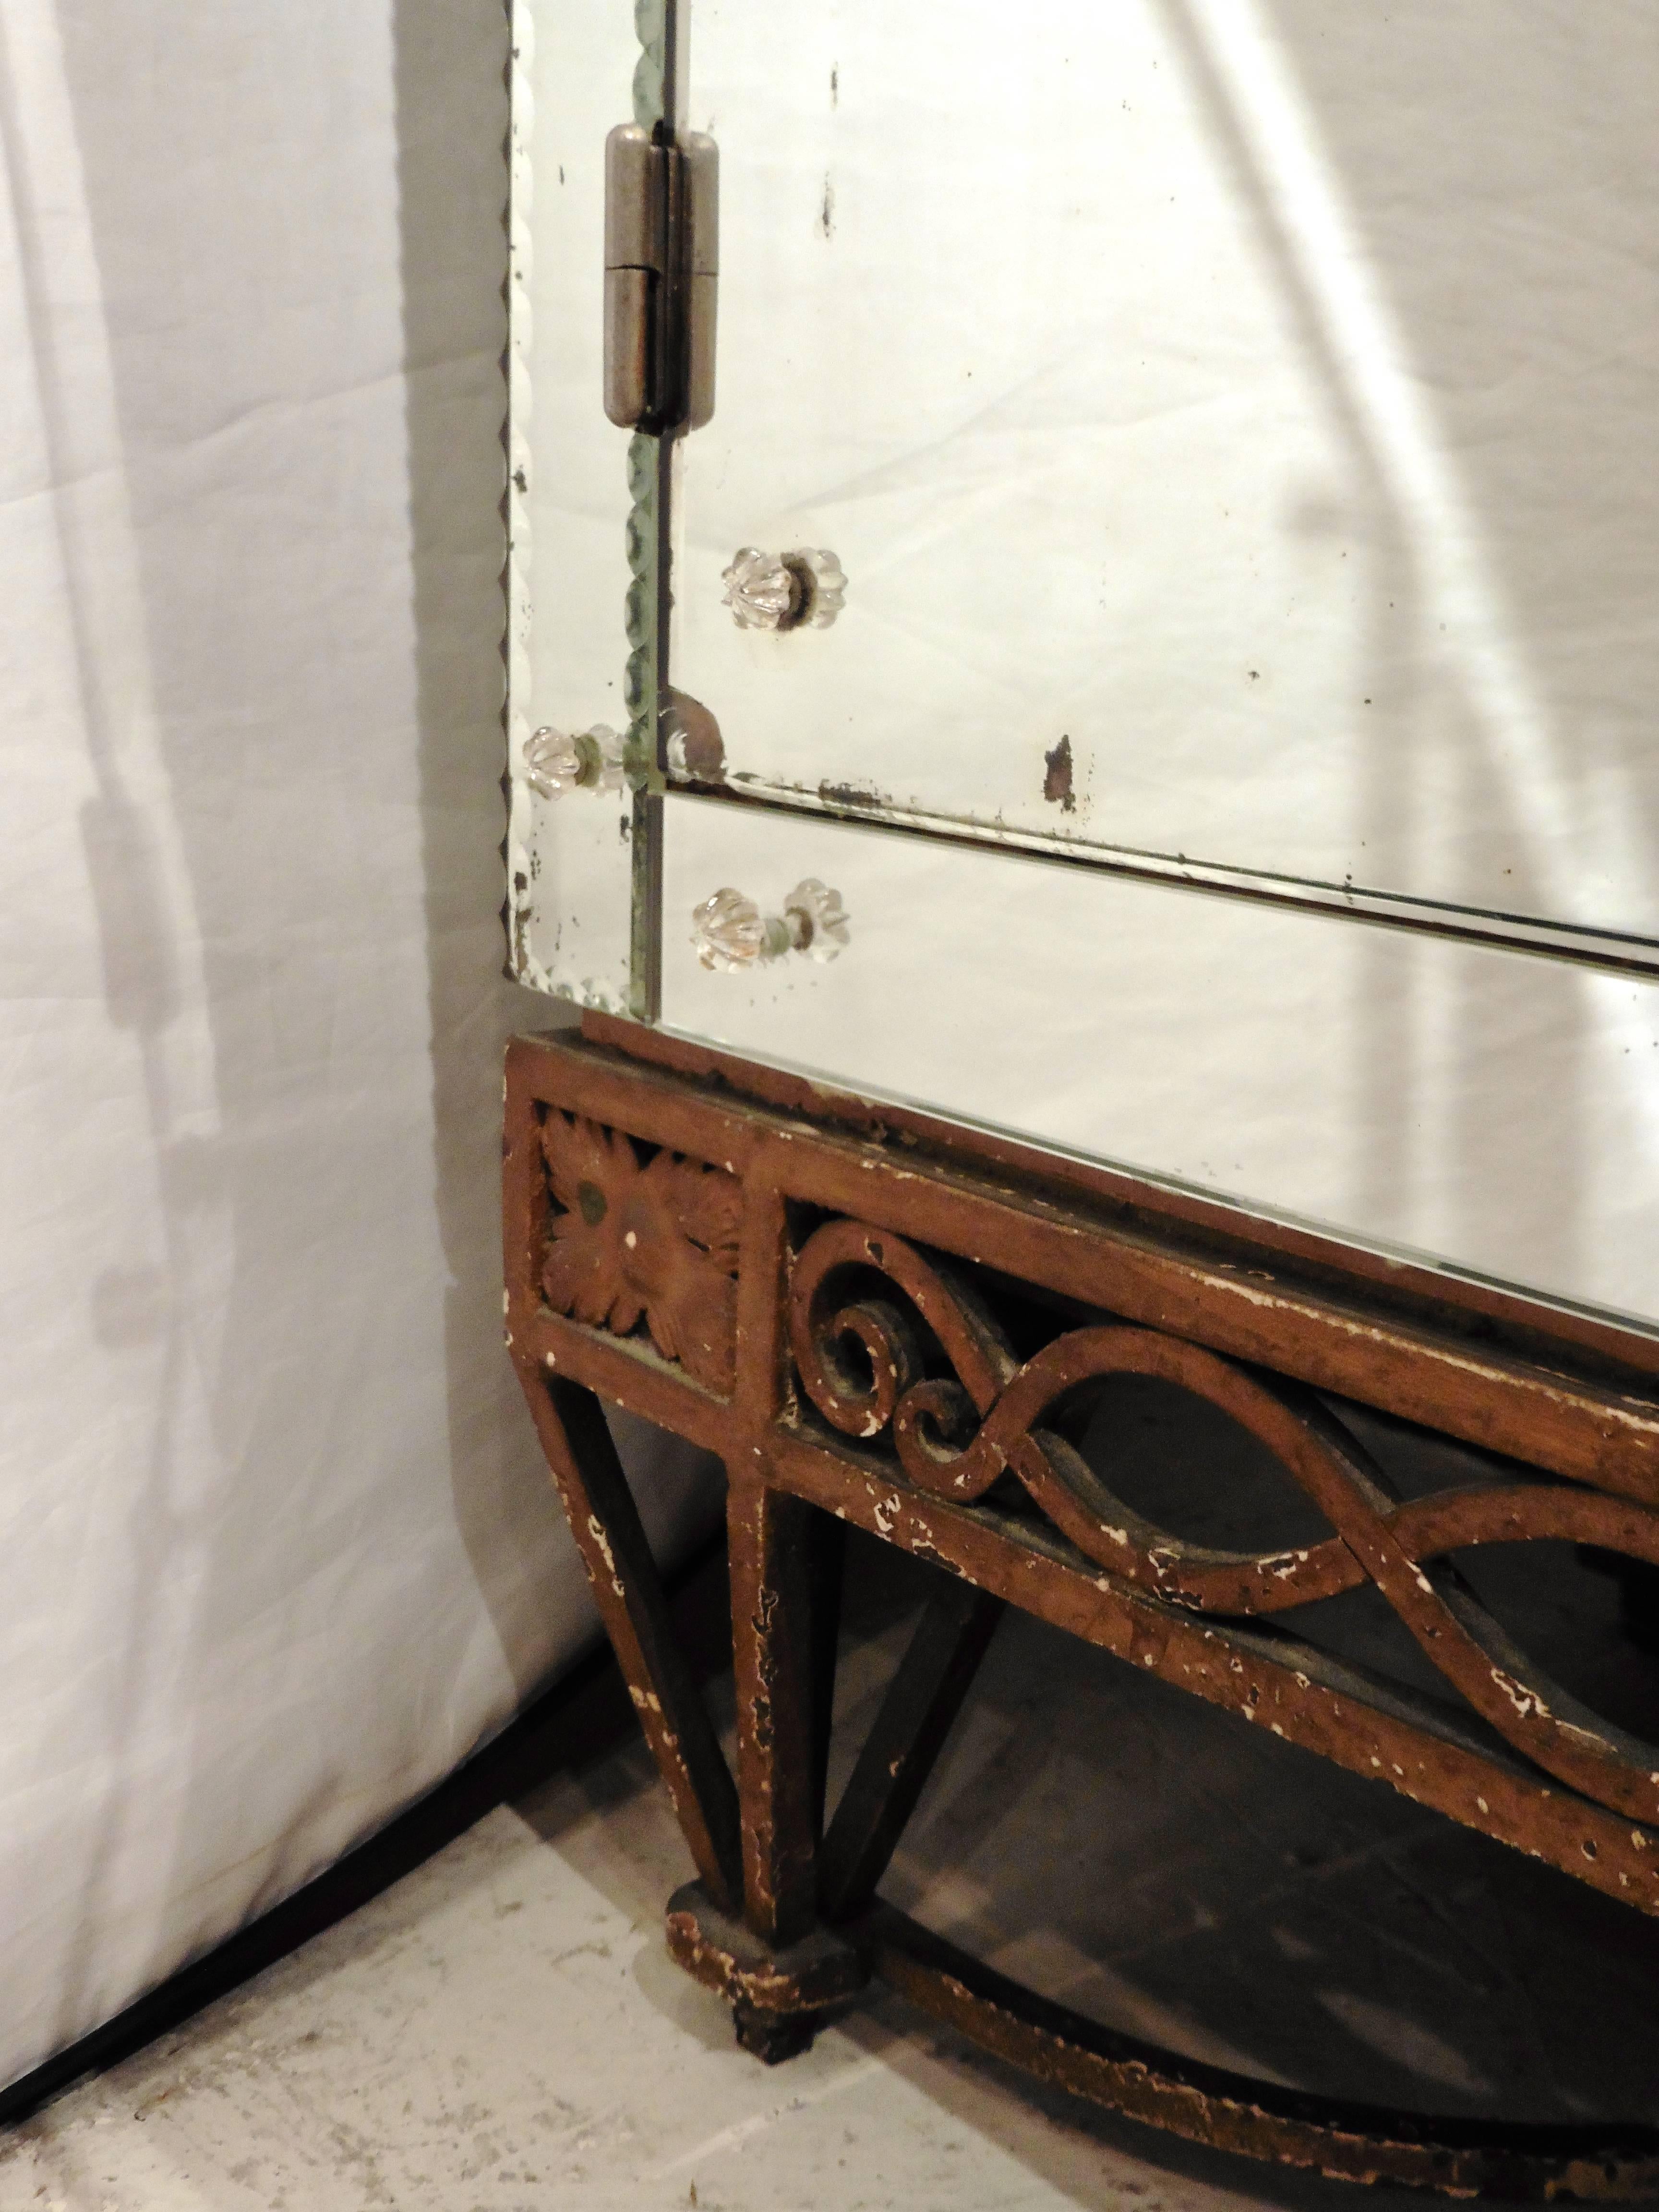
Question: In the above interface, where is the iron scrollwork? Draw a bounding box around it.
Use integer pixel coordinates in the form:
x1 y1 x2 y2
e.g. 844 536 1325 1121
788 1217 1659 1834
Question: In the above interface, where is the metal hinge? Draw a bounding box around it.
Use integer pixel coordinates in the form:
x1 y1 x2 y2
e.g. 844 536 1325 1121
604 125 717 433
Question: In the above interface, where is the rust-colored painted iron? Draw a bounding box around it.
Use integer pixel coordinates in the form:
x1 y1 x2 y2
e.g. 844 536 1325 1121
503 1016 1659 2198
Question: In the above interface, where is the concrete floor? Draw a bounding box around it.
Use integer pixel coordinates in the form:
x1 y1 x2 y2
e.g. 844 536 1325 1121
4 1510 1658 2211
0 1744 1292 2212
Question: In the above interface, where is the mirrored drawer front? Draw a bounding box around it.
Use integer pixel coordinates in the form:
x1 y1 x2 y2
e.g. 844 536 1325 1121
661 795 1659 1332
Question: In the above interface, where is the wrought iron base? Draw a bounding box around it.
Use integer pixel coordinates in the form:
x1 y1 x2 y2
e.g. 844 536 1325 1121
665 1878 1659 2197
504 1014 1659 2199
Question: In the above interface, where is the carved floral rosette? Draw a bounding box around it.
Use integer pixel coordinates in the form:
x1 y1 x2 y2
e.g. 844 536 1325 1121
539 1111 740 1395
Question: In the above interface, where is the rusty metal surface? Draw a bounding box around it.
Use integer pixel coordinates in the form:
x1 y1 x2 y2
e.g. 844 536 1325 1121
789 1219 1659 1835
659 1879 1659 2197
817 1575 1004 1923
856 1902 1659 2200
664 1878 866 2018
503 1023 1659 2196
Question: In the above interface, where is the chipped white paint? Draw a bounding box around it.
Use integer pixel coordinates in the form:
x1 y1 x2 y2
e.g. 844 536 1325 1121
1491 1668 1550 1723
1201 1284 1659 1436
585 1515 618 1582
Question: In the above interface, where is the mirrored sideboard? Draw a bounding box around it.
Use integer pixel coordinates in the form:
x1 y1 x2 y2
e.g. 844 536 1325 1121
504 13 1659 2182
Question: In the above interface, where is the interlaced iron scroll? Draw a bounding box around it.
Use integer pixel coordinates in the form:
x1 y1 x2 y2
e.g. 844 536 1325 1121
789 1217 1659 1834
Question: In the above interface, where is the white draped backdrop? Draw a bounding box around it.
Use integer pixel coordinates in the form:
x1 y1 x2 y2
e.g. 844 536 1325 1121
0 0 718 2095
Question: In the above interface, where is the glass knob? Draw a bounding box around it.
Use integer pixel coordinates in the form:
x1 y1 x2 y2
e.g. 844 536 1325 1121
692 878 850 971
720 547 847 632
523 723 626 798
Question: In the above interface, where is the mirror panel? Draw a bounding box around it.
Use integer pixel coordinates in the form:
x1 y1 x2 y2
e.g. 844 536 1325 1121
662 795 1659 1330
506 0 649 1010
673 0 1659 950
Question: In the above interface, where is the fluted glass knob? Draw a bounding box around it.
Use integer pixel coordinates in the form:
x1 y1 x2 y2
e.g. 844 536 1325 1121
524 723 625 798
721 547 846 632
691 887 769 972
692 878 850 971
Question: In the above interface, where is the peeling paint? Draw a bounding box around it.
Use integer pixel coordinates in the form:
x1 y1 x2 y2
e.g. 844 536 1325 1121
1491 1666 1549 1722
1211 1280 1659 1447
587 1515 618 1579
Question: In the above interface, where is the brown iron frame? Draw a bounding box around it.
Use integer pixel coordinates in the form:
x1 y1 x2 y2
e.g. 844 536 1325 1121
505 1015 1659 2198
